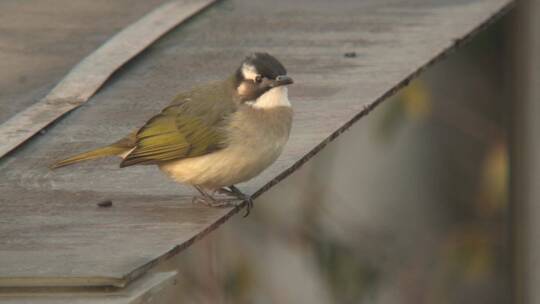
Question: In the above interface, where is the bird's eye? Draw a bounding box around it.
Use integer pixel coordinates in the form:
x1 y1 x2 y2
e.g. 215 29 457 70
255 75 263 83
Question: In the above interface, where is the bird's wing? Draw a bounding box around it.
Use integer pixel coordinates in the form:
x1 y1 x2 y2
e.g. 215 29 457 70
120 80 237 167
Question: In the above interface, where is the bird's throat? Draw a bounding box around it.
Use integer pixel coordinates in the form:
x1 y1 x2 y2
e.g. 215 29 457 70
250 86 291 109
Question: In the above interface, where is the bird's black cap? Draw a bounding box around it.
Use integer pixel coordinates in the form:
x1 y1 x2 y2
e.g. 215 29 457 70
241 52 287 79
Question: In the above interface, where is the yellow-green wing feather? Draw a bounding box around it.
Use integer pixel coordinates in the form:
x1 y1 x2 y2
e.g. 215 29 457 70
120 78 236 167
51 131 137 169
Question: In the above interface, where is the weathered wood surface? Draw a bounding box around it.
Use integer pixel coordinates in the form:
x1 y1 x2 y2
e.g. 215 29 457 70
0 0 512 288
0 0 168 124
0 0 217 159
0 272 179 304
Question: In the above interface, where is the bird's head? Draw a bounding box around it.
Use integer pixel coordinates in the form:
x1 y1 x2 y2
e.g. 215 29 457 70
235 53 293 104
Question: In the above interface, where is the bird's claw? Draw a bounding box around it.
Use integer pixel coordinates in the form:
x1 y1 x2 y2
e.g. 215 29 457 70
192 194 253 217
217 185 254 217
242 196 253 217
192 185 254 216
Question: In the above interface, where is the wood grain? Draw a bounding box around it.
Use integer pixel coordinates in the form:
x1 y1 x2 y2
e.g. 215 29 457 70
0 0 217 159
0 0 169 124
0 0 512 288
0 272 178 303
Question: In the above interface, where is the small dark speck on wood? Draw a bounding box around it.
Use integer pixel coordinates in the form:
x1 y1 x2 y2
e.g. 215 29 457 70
344 51 357 58
97 200 113 208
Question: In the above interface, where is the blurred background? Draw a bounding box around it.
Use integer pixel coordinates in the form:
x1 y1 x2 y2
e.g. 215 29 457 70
156 11 513 304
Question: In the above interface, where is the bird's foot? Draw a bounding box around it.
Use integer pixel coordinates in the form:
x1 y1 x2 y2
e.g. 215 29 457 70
218 185 254 217
192 196 242 208
192 185 253 216
242 196 254 217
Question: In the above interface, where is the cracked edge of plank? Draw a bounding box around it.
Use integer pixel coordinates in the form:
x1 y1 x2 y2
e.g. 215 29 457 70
0 272 177 300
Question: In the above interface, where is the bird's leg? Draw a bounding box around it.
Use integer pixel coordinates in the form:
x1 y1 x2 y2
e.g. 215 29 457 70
216 187 234 196
218 185 254 217
193 185 253 216
192 185 229 207
192 185 245 209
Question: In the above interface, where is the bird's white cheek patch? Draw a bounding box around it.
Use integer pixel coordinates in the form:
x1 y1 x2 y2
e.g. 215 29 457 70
241 63 258 81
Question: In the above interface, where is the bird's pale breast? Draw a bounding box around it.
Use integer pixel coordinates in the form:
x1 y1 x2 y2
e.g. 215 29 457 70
159 106 292 189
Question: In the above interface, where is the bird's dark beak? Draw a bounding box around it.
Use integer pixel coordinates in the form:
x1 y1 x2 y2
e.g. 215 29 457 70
272 75 294 87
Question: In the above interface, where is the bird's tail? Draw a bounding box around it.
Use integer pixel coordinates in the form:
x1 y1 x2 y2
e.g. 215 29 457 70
50 145 127 169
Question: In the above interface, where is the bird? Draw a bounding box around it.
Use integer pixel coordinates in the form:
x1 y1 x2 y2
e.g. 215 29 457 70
51 52 294 216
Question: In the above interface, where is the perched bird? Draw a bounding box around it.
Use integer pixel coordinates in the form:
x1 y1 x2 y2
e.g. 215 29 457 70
51 53 294 215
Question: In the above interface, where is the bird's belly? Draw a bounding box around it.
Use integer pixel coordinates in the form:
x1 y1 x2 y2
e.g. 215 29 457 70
159 141 284 189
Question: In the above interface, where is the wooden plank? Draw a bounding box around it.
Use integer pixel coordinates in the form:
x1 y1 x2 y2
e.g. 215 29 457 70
0 0 170 124
0 272 179 304
0 0 217 159
0 0 512 288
